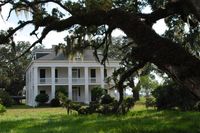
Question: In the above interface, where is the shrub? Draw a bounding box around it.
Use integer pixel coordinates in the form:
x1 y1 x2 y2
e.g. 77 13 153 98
0 104 6 114
145 97 156 109
56 87 68 98
57 92 68 106
71 102 86 110
50 98 60 107
101 94 114 104
0 90 13 107
89 101 100 113
35 93 49 105
91 87 106 102
99 101 119 114
152 83 198 110
124 97 135 109
77 106 90 115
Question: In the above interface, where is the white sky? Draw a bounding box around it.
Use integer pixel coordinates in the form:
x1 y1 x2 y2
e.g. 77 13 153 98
0 3 168 48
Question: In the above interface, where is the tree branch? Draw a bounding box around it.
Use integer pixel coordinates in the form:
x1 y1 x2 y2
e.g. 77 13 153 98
0 20 33 44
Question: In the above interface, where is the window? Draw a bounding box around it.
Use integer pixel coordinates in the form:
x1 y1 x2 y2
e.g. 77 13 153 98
75 52 82 61
40 69 45 78
72 68 80 78
90 69 96 83
91 69 96 78
36 53 49 59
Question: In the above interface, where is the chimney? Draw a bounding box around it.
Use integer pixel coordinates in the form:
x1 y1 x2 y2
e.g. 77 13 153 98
52 45 56 50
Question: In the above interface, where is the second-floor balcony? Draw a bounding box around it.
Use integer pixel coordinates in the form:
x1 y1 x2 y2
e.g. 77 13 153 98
38 77 101 85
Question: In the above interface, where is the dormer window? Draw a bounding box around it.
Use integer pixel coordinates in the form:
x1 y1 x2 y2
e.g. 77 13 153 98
36 53 49 59
75 52 82 61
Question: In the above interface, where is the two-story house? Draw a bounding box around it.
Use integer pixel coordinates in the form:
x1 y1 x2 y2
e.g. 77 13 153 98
26 46 120 106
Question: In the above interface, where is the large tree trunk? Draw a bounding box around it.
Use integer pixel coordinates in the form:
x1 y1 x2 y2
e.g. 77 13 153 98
132 89 140 101
108 11 200 99
75 9 200 99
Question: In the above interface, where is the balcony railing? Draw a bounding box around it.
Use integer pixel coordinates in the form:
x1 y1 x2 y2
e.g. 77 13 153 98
55 78 68 84
38 77 103 85
72 78 85 84
39 78 51 84
88 78 100 83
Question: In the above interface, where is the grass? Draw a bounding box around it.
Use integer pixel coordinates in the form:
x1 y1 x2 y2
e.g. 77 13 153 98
1 103 200 133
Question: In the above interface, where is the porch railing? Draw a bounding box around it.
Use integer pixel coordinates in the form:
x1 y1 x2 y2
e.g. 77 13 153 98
39 78 51 84
88 78 100 83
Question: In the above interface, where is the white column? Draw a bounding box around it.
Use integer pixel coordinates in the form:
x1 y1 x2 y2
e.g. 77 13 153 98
51 67 55 99
84 67 89 104
33 66 38 107
68 67 72 100
100 67 104 88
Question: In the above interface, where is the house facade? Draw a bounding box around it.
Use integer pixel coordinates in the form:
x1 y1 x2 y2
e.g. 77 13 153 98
26 46 120 106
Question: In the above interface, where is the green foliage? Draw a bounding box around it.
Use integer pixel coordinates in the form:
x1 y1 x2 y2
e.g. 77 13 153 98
50 98 60 107
152 83 199 111
0 90 13 107
0 39 32 95
67 94 134 115
0 104 6 114
55 87 68 98
57 92 72 114
101 94 115 104
51 87 68 107
124 97 135 109
91 87 106 102
85 0 112 12
97 102 118 114
145 97 156 109
117 97 135 114
58 92 69 106
137 74 159 96
77 105 90 115
35 93 49 105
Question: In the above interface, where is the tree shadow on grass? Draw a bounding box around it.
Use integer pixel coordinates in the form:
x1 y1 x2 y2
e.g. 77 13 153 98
7 105 32 110
1 110 200 133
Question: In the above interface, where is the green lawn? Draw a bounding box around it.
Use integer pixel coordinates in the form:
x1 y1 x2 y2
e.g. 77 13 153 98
1 104 200 133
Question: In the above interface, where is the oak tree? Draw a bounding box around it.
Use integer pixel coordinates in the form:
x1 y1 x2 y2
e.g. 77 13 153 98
1 0 200 102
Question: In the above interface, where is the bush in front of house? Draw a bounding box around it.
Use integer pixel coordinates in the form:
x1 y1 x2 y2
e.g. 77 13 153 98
50 98 60 107
58 92 135 115
56 87 68 98
0 104 6 114
35 93 49 105
101 94 114 104
0 90 13 107
91 87 106 102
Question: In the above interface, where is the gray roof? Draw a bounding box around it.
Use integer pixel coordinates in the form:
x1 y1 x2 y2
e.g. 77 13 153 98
34 48 110 61
37 52 67 60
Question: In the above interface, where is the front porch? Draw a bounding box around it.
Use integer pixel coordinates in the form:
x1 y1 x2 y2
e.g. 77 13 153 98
35 85 101 105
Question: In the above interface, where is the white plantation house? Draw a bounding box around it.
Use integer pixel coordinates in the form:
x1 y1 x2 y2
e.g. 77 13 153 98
26 45 120 106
